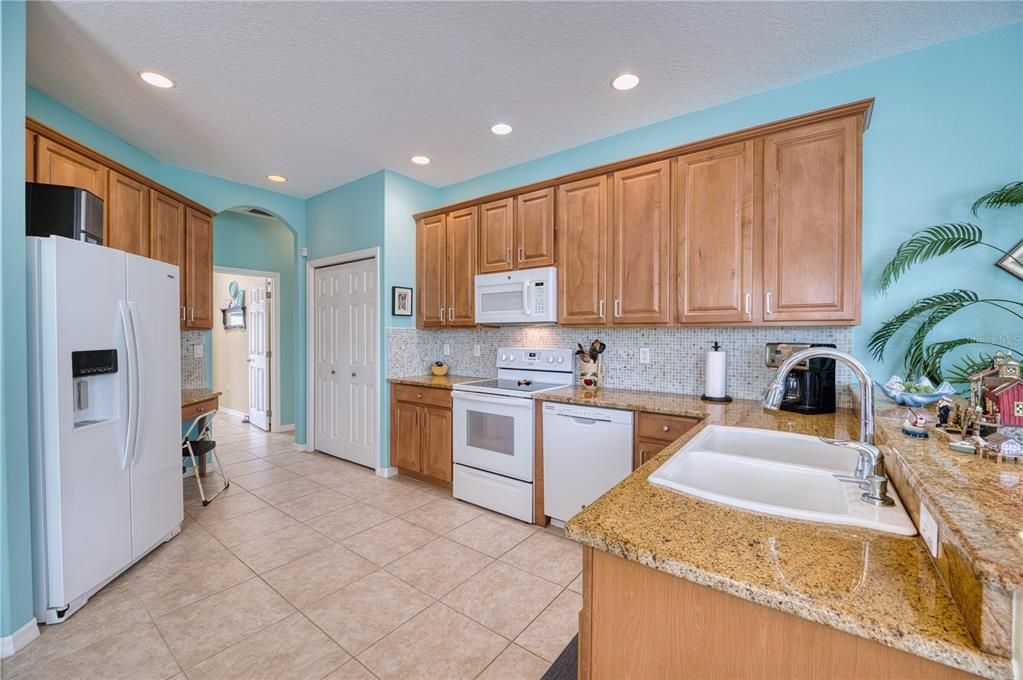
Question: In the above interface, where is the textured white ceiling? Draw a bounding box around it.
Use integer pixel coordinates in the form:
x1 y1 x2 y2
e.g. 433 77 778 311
27 2 1022 198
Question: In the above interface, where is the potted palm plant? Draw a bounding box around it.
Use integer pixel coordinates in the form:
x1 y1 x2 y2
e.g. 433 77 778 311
869 181 1023 385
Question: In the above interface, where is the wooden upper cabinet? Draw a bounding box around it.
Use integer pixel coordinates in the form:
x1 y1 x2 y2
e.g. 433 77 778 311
107 171 150 257
762 117 860 323
557 175 608 326
611 160 672 325
675 142 754 324
25 130 35 180
150 191 186 316
515 187 555 268
478 198 515 273
35 137 108 204
416 214 447 328
185 208 214 329
421 405 453 483
446 207 477 327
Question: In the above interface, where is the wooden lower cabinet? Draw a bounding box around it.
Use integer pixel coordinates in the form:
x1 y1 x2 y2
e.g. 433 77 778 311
633 411 699 469
579 547 979 680
634 438 667 468
390 386 453 487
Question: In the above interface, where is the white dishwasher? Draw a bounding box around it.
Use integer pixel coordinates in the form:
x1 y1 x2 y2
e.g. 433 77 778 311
542 402 634 524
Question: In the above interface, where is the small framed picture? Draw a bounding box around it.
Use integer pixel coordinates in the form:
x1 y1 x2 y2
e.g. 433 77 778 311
996 239 1023 281
392 286 413 316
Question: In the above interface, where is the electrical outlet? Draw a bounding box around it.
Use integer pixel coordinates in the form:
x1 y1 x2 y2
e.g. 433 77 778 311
919 502 940 557
193 343 204 358
639 347 651 364
473 344 481 357
443 343 451 356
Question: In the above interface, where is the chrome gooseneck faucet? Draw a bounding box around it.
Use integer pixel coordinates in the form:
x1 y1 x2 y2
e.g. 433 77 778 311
761 347 894 507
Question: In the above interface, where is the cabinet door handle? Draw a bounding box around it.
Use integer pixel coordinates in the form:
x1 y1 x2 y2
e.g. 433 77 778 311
517 247 524 262
180 306 185 321
765 292 773 315
599 300 605 319
440 306 445 324
614 299 622 318
744 293 751 318
661 425 670 432
506 248 512 264
189 307 194 322
448 307 454 322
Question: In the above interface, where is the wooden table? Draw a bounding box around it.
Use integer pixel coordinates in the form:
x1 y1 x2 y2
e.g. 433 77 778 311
181 389 221 476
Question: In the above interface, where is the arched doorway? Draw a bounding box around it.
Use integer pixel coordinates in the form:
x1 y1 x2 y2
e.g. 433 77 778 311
211 207 298 434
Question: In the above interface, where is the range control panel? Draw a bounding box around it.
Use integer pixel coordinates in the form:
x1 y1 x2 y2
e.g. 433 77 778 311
496 347 574 370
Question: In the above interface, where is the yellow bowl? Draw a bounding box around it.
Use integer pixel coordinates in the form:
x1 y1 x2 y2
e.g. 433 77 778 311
431 364 449 376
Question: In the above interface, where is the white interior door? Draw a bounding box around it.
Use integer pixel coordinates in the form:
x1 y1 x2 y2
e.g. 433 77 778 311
313 258 378 467
248 279 271 431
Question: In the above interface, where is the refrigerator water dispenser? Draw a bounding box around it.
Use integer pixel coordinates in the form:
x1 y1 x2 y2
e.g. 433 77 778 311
71 349 118 428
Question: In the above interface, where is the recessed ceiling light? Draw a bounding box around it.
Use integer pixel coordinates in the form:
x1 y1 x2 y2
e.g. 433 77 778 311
266 175 287 183
490 123 513 136
611 73 640 91
139 71 175 89
411 156 431 165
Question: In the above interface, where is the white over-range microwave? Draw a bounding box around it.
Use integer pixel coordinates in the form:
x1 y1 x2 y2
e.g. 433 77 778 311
474 266 557 325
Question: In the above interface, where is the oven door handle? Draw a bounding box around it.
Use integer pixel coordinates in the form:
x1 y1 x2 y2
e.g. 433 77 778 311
454 392 535 409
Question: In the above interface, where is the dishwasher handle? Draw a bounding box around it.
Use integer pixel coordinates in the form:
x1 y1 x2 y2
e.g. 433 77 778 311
568 416 606 425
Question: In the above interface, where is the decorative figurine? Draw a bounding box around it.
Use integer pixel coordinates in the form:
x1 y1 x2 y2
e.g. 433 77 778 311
937 397 953 427
431 360 449 376
968 352 1023 429
902 408 930 438
980 432 1023 463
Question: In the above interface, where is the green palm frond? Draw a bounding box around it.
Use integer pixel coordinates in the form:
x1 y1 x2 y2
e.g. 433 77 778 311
867 290 979 361
971 181 1023 215
904 302 970 377
877 224 986 293
916 338 977 383
945 353 995 384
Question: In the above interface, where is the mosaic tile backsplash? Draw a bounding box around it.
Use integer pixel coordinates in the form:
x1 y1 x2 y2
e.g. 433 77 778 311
180 330 209 389
387 326 855 405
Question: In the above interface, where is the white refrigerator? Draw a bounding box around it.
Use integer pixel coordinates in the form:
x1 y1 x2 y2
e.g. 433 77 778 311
26 236 183 624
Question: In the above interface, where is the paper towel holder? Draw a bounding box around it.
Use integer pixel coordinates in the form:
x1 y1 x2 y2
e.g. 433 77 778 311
701 341 733 403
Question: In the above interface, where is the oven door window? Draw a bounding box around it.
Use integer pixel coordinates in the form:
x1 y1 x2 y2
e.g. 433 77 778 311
465 409 515 456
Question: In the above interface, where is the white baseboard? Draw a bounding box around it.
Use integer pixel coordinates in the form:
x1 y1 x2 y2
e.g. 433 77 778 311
293 442 312 452
376 466 398 478
275 423 295 433
0 619 39 658
218 407 247 419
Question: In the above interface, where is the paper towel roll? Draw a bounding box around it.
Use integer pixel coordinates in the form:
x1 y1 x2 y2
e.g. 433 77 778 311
704 350 727 399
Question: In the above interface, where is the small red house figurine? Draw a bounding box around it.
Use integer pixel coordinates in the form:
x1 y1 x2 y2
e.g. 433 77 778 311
988 380 1023 426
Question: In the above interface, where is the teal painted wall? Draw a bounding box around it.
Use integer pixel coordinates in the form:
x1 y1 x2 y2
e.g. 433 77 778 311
213 211 297 426
0 0 33 640
436 23 1023 379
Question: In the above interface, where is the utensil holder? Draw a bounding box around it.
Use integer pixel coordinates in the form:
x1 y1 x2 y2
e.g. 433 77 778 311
577 356 603 388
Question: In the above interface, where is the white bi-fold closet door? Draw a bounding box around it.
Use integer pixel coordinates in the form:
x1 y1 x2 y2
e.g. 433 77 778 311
247 279 271 431
313 258 378 468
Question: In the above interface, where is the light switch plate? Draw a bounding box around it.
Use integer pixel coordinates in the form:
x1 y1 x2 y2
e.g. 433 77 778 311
639 348 651 364
473 344 481 357
443 343 450 356
193 343 204 358
919 502 940 557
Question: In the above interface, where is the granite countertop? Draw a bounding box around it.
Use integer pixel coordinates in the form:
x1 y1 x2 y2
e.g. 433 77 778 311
545 386 1011 679
388 375 486 390
181 388 222 408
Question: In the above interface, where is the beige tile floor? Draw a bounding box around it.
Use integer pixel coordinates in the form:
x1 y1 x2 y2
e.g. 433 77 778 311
2 415 581 680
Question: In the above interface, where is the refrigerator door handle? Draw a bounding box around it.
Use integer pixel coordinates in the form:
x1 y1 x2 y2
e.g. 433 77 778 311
118 301 139 470
127 302 145 467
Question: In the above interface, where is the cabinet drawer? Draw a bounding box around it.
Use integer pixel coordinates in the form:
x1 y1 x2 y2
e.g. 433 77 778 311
634 438 669 469
181 397 218 421
393 384 452 409
636 412 700 443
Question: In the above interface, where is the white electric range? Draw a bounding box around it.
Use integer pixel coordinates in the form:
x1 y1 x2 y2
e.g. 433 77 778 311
451 347 574 522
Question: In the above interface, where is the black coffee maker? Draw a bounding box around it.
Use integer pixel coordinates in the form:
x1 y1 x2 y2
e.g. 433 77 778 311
767 343 836 415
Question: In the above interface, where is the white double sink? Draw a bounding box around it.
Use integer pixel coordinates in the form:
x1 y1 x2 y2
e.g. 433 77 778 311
648 425 916 536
